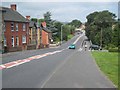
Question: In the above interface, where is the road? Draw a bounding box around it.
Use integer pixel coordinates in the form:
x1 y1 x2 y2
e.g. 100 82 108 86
1 33 116 88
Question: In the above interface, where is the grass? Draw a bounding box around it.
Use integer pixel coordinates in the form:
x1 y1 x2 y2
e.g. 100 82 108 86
68 34 74 40
92 51 118 87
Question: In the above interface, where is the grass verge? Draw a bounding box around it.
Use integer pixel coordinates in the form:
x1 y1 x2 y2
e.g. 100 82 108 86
68 34 74 40
92 51 118 87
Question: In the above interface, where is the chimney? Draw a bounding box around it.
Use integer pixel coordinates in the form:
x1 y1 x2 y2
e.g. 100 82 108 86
11 4 17 11
41 22 46 28
26 16 30 20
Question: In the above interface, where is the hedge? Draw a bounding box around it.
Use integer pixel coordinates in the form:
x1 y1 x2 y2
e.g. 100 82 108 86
108 47 119 52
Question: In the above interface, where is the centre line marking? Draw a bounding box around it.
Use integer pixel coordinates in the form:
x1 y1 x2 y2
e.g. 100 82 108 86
73 34 84 44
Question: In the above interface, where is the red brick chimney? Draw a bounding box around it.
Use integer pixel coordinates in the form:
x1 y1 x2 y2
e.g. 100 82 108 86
26 16 30 20
41 22 46 28
11 4 17 11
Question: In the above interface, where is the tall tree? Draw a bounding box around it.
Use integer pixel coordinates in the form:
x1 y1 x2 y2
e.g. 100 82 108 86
85 10 117 48
68 19 82 28
44 11 52 27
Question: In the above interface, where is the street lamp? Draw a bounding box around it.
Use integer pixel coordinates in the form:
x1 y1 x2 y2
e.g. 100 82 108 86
99 21 102 50
61 25 63 45
100 27 102 50
99 21 116 50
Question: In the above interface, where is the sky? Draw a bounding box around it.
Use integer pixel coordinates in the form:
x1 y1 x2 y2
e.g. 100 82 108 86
1 0 119 23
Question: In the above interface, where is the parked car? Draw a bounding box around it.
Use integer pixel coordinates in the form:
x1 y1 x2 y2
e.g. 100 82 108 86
69 44 76 49
89 44 100 50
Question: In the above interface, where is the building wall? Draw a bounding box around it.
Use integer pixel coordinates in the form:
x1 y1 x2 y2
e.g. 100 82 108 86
4 21 29 51
42 30 49 46
37 28 41 48
29 27 37 45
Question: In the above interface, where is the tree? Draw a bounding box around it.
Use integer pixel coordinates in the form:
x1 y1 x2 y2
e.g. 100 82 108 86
68 19 82 28
111 23 119 47
38 19 45 24
52 21 62 41
44 11 52 28
31 18 37 22
85 10 117 49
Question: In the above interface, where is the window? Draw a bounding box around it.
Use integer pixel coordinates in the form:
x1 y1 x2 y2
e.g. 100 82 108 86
22 36 26 44
4 37 7 46
11 22 14 31
16 36 19 46
11 36 14 47
16 23 18 31
23 23 26 31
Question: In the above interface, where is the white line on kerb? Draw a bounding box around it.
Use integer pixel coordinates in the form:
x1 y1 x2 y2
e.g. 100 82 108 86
0 65 6 68
0 35 83 70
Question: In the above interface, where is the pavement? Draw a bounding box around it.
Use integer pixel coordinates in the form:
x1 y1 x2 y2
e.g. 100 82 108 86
1 33 116 88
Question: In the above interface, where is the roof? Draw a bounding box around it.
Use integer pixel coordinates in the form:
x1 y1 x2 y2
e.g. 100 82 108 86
1 7 28 22
43 27 52 33
29 21 37 28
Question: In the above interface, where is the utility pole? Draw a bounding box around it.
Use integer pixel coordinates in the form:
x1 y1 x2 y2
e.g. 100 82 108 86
61 25 63 45
100 21 102 50
100 27 102 50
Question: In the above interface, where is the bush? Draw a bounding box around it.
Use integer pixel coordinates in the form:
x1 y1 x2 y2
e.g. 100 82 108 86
108 47 118 52
108 44 116 48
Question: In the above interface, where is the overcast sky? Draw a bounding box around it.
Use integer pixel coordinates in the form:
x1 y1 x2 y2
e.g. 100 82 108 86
2 1 119 23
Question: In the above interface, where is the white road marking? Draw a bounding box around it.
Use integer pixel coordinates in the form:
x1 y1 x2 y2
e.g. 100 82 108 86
40 49 77 88
0 65 6 68
78 48 83 51
73 34 83 44
1 35 83 70
0 49 67 70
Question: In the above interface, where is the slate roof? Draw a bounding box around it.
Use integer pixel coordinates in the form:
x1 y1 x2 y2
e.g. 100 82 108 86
43 27 52 33
29 21 37 28
0 7 28 22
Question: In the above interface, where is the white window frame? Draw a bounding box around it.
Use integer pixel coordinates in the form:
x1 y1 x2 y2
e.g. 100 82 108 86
4 37 7 46
22 36 26 44
11 36 14 47
16 36 19 46
16 23 18 31
23 23 26 31
11 22 14 31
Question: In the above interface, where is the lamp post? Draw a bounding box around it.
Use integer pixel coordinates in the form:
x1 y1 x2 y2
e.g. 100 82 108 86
100 27 102 50
61 25 63 45
99 21 116 50
99 21 102 50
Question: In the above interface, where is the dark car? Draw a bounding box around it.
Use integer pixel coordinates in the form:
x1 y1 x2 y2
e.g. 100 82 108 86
89 44 100 50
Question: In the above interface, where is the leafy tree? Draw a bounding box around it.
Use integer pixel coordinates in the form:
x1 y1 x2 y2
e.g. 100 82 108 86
31 18 37 22
85 10 117 49
68 19 82 28
38 19 45 24
111 24 119 47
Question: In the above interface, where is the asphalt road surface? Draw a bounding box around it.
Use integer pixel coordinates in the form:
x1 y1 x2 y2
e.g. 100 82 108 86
2 33 116 88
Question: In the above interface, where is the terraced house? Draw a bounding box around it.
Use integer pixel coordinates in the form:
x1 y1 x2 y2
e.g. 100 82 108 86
1 4 29 52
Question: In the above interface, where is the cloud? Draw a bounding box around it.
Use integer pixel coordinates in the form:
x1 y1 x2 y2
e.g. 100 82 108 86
2 0 120 2
2 2 118 22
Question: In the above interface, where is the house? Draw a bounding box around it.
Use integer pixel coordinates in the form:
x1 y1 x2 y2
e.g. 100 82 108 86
42 27 52 48
0 8 3 53
80 24 86 30
37 21 52 48
26 16 38 50
37 25 42 48
1 4 29 52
